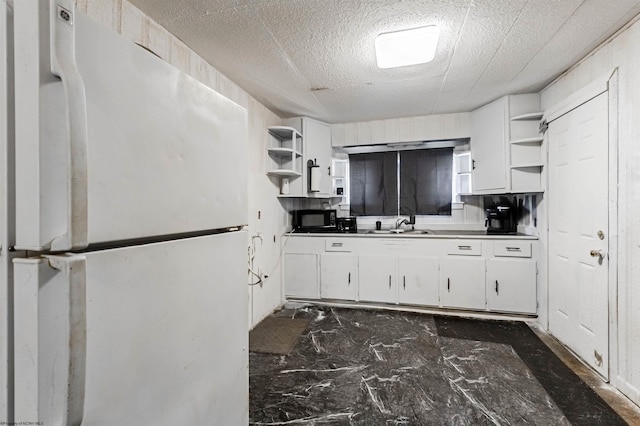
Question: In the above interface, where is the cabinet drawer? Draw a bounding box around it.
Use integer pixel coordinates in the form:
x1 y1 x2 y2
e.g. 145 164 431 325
494 241 531 258
325 239 352 252
447 240 482 256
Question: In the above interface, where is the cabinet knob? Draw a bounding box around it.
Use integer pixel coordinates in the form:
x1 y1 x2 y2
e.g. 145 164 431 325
447 278 450 292
388 275 392 289
348 272 351 284
403 276 406 290
495 280 499 294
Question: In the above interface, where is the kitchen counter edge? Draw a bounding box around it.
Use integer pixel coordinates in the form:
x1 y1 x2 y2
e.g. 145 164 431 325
286 231 539 240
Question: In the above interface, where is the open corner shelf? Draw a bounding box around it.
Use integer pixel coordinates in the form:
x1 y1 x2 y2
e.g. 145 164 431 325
510 136 544 144
267 147 302 157
511 112 543 121
268 125 302 139
511 163 544 169
267 125 303 181
267 169 301 178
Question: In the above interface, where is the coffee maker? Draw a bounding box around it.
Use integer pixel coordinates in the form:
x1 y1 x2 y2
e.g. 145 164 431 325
337 217 357 233
484 196 517 234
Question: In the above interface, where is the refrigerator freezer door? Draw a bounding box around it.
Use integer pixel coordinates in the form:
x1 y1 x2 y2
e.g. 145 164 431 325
14 231 249 425
14 2 248 251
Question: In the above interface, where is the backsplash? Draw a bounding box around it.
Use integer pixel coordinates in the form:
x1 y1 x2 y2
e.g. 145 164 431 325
287 193 540 234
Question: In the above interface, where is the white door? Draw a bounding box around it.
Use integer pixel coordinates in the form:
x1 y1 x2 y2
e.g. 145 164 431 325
320 254 357 300
14 2 247 251
359 255 396 303
13 232 248 425
548 93 609 378
398 256 439 306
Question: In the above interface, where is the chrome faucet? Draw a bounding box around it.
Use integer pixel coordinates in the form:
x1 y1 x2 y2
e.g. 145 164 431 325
395 217 410 229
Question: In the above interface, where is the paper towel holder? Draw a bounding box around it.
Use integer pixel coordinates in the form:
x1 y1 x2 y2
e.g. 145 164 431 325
308 159 320 192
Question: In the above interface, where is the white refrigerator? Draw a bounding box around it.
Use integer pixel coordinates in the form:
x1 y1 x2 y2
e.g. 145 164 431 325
1 0 249 424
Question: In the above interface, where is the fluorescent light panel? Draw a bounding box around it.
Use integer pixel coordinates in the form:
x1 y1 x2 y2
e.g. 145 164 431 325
375 26 440 69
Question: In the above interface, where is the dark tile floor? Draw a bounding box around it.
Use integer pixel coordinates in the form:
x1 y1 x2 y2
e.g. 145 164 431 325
249 306 630 425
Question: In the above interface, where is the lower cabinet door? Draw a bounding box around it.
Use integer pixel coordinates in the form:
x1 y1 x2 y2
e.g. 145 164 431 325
285 253 319 299
320 254 358 300
398 256 439 306
358 255 396 304
440 258 486 310
487 259 537 314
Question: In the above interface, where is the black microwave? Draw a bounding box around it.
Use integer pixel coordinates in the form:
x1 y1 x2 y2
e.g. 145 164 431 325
292 209 337 232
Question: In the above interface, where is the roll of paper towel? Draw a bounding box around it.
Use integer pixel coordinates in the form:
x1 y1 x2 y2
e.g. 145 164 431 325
280 177 290 195
310 165 321 192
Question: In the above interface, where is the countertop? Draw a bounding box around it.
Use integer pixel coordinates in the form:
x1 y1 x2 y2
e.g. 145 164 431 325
288 229 539 240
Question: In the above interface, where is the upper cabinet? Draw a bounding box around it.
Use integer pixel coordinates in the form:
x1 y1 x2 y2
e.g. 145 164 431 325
266 126 303 179
331 112 471 147
471 94 544 194
470 97 508 192
273 117 332 197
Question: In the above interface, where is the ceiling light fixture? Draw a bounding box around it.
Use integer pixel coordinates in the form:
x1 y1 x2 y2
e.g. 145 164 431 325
375 26 440 69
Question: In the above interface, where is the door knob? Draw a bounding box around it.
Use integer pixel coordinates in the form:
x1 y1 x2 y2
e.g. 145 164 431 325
590 249 605 260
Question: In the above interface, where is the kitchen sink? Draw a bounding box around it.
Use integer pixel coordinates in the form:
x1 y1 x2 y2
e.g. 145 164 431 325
366 229 433 235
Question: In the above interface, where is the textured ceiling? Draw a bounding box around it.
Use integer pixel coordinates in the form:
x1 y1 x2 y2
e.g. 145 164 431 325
128 0 640 123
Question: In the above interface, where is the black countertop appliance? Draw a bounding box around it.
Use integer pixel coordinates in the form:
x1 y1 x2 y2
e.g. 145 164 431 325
337 217 357 233
292 209 338 233
484 196 517 234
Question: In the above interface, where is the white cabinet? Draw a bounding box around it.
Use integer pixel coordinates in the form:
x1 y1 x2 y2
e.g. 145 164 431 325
284 253 319 299
397 256 439 306
487 240 536 314
471 94 543 194
357 255 440 306
509 109 544 193
471 97 508 192
284 117 333 197
358 255 396 303
487 259 536 314
284 236 538 316
331 158 348 200
266 126 303 179
330 113 471 147
320 254 358 300
453 151 473 197
440 258 486 310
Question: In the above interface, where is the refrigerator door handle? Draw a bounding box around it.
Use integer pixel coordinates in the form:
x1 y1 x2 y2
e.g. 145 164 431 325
49 1 89 250
14 255 87 424
48 255 87 425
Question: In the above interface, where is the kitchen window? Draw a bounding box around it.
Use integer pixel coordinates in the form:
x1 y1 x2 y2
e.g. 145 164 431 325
349 147 453 216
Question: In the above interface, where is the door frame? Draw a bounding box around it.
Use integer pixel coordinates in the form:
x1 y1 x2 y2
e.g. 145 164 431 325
544 69 619 383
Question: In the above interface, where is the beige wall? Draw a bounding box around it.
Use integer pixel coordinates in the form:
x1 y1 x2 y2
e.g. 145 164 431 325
541 16 640 405
79 0 287 328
